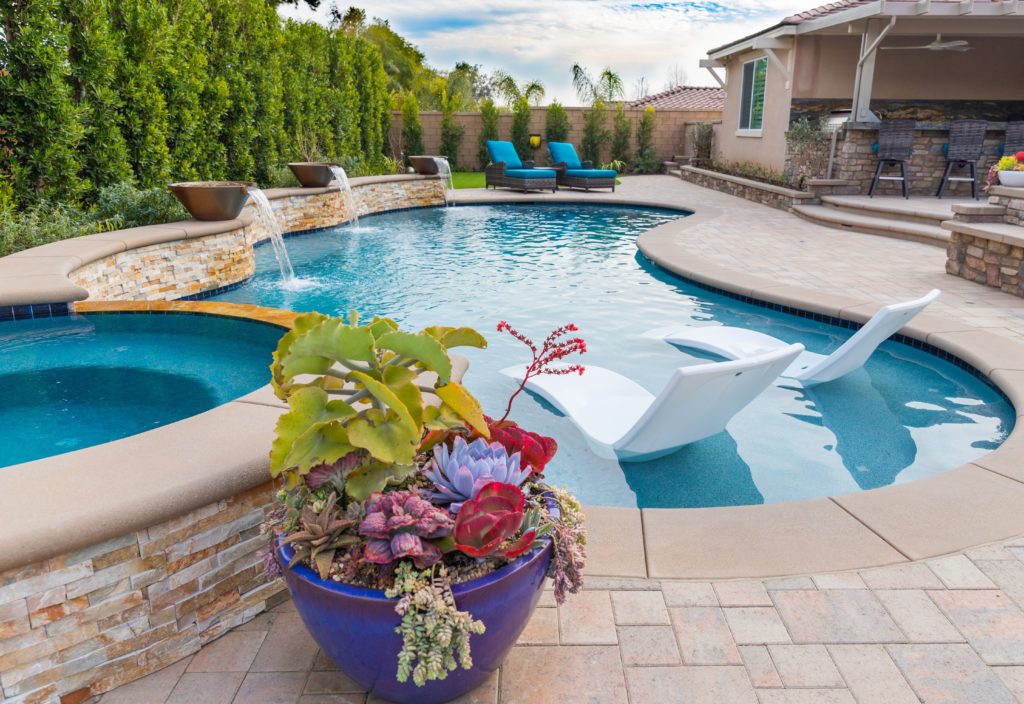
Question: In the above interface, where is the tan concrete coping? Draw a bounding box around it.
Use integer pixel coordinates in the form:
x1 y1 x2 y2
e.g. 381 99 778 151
952 202 1006 217
942 219 1024 248
989 185 1024 199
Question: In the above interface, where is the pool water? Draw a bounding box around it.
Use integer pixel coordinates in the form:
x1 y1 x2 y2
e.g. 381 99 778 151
0 313 281 467
213 204 1015 508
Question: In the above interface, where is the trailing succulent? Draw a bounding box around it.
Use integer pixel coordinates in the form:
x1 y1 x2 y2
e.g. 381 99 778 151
267 314 588 687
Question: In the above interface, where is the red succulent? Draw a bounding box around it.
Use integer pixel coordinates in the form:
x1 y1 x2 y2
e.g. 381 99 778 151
453 482 536 559
478 416 557 475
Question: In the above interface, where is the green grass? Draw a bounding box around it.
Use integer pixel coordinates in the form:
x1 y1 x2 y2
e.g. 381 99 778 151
451 172 485 189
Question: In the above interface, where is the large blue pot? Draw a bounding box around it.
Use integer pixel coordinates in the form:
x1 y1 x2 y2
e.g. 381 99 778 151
277 540 552 703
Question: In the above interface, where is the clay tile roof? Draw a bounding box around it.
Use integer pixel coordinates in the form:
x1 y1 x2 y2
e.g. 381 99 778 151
781 0 875 24
627 85 725 111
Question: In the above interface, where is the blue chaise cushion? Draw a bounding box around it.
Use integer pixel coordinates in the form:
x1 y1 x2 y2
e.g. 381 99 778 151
565 168 617 178
504 168 556 179
547 142 582 169
487 140 523 169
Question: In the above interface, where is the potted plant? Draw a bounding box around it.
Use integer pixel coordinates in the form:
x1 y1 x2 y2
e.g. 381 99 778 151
986 152 1024 189
263 312 588 704
167 181 255 221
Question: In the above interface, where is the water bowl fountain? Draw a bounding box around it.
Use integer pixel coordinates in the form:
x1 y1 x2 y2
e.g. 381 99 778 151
167 181 255 221
287 162 335 188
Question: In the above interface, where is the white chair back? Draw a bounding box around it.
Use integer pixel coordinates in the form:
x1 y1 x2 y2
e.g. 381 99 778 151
614 343 804 461
793 289 940 384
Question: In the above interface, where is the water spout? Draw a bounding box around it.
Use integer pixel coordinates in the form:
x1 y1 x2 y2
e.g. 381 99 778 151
329 166 361 226
247 188 297 284
432 157 455 206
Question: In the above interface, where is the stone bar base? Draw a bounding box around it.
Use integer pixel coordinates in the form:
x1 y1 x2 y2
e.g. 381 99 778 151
0 482 283 703
945 186 1024 295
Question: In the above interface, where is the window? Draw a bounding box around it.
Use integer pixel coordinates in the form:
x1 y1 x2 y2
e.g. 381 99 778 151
739 57 768 132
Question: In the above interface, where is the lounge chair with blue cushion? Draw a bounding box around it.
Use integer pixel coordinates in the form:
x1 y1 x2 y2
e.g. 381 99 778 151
547 142 617 191
484 140 557 193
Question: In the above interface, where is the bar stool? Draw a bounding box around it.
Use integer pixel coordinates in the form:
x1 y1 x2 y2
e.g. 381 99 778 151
869 120 915 199
937 120 986 200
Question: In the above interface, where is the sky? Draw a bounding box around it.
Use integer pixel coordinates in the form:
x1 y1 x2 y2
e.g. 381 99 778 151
278 0 811 105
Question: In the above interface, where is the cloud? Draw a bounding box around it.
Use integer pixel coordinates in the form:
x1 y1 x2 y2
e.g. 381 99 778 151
278 0 809 103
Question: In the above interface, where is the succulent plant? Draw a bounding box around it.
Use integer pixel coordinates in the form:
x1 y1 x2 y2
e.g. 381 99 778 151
359 491 454 569
424 436 531 512
280 493 360 579
453 482 536 559
479 417 557 474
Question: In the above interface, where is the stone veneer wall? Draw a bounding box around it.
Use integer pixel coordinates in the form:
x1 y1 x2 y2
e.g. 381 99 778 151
946 187 1024 295
677 166 816 212
835 126 1006 197
0 481 282 703
69 177 444 302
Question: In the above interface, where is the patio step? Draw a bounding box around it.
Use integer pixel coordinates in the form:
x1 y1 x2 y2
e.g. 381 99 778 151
792 204 950 247
818 195 957 228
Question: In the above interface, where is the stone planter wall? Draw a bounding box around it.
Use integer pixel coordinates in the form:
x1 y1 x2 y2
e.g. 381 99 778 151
835 125 1006 197
677 165 817 211
945 186 1024 296
0 481 283 703
68 177 444 303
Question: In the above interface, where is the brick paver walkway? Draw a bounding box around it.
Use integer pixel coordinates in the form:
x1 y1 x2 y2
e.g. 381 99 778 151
99 177 1024 703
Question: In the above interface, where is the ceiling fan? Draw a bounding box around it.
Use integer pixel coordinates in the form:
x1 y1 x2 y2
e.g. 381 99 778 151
881 34 972 51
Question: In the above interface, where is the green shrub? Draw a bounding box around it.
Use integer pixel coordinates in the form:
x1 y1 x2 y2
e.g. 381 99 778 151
545 102 570 144
580 99 609 165
0 203 96 258
478 98 500 169
400 92 424 159
611 103 632 166
690 122 714 162
511 97 532 160
90 182 187 229
439 89 465 169
785 117 831 185
634 107 660 174
705 159 802 190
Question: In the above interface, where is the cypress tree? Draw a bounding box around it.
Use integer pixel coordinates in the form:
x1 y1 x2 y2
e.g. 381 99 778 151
510 97 531 160
400 92 423 159
111 0 172 187
63 0 132 197
0 0 85 205
478 98 500 169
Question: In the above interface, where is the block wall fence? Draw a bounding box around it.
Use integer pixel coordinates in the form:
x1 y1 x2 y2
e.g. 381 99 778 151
390 107 723 170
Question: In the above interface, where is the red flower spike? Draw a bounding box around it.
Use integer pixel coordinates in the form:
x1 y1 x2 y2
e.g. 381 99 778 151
453 482 532 559
497 321 587 422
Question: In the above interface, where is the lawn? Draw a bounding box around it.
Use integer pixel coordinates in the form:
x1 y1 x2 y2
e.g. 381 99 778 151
452 172 485 189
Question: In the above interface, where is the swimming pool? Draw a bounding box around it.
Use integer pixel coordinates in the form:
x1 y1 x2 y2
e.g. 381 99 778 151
212 203 1014 508
0 313 281 467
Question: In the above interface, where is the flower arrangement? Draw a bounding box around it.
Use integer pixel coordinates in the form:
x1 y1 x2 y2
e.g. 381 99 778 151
985 152 1024 190
264 312 587 689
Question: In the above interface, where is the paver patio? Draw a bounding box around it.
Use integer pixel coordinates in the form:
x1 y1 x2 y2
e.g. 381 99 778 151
98 177 1024 703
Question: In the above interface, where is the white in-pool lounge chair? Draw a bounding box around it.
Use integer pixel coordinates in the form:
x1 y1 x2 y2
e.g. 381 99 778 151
646 289 940 386
499 343 803 462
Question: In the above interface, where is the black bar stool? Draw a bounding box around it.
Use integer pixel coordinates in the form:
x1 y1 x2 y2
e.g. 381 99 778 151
937 120 987 200
869 120 915 199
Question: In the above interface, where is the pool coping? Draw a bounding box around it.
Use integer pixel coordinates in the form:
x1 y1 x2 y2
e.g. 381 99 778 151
2 192 1024 579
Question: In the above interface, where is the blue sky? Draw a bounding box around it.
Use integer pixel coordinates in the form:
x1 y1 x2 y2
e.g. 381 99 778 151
278 0 810 104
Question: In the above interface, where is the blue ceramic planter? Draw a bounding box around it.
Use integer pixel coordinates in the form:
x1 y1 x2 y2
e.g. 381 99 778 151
277 540 552 703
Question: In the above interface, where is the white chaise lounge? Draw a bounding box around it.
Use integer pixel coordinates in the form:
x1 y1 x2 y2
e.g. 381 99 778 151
646 289 940 386
499 343 803 462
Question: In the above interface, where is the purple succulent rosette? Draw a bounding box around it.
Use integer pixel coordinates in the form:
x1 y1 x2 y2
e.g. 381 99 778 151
358 491 453 569
424 436 531 512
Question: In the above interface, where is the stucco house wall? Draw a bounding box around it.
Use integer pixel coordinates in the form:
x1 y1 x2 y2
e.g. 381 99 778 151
715 49 794 171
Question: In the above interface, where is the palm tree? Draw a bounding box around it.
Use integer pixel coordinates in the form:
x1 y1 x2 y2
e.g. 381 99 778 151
493 70 546 107
570 64 624 105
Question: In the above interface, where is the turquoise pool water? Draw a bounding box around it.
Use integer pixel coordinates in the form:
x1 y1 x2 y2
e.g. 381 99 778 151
213 204 1015 508
0 313 281 467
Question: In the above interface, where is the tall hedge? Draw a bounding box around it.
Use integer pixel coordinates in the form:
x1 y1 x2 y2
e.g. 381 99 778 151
0 2 392 209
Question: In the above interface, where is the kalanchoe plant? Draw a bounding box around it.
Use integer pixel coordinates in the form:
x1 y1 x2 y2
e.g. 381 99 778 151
423 436 531 511
359 491 454 569
453 482 537 559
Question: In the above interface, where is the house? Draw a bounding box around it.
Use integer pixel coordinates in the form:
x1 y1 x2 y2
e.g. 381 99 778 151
701 0 1024 193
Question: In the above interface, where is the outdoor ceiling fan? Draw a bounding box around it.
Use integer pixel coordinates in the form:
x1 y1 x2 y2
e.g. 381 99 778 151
881 34 972 51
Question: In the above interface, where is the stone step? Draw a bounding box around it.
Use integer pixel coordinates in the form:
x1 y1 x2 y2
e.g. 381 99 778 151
792 204 951 247
819 195 956 228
